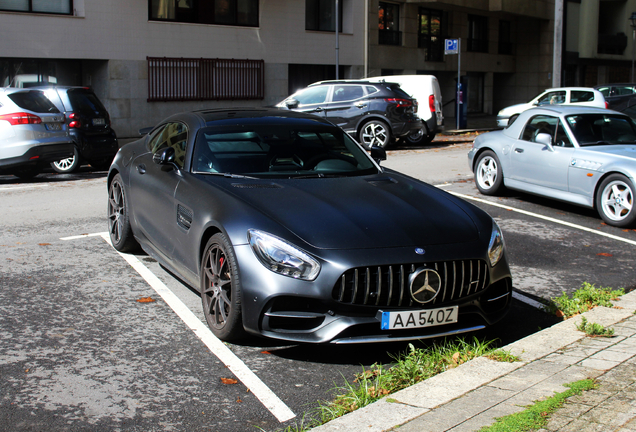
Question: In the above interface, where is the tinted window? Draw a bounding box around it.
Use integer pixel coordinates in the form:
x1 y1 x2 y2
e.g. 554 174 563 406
293 86 329 105
67 90 107 114
8 90 60 113
147 122 188 169
332 85 365 102
193 124 377 177
566 114 636 145
571 91 594 103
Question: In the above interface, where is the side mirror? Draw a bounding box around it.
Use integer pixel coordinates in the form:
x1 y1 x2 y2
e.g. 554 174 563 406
370 146 387 164
153 146 176 165
285 99 299 109
139 126 153 136
535 133 554 150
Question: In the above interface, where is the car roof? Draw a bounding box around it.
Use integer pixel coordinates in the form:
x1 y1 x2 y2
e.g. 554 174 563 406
541 87 600 92
26 85 94 92
309 79 400 86
163 107 339 126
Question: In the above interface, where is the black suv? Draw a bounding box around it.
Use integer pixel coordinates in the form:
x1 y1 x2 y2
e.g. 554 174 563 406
36 86 118 172
276 80 422 148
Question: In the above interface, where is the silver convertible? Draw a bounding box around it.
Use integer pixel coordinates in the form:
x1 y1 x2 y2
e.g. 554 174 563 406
468 106 636 227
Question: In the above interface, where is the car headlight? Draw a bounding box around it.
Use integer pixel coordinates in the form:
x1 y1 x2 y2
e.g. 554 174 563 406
488 221 505 267
248 229 320 280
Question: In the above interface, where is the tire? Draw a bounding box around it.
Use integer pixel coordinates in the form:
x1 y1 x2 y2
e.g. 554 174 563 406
13 166 40 179
51 147 81 173
595 174 636 227
359 120 392 149
107 173 139 252
404 126 434 146
200 233 245 341
474 150 504 195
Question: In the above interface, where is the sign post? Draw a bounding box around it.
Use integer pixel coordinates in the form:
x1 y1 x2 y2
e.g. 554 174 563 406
445 38 462 130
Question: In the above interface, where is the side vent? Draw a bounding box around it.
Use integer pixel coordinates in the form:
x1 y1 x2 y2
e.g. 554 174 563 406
177 204 193 230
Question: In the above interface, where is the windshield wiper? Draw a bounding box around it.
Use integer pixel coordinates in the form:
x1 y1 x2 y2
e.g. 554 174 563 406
197 171 257 179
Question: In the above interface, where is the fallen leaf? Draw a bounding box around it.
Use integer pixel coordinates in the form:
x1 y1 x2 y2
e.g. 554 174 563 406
452 352 461 364
136 297 156 303
221 378 238 385
260 351 271 355
236 397 242 403
555 310 565 318
38 243 51 246
596 253 613 257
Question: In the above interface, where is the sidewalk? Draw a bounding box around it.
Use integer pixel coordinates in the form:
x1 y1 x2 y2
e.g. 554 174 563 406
312 291 636 432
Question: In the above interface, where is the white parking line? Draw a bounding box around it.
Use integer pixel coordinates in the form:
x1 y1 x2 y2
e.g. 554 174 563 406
0 184 50 191
62 232 296 423
449 191 636 247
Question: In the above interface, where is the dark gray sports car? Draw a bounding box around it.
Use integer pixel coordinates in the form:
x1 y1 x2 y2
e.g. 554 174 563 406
107 108 512 344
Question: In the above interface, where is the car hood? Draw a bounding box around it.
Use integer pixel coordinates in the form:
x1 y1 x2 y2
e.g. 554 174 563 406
581 145 636 160
213 174 481 250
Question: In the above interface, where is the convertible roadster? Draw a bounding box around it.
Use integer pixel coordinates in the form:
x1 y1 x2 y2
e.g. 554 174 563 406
108 108 512 343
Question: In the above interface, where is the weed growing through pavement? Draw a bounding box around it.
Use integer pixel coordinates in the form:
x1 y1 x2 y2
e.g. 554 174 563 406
273 338 519 431
576 316 615 337
546 282 624 319
478 379 597 431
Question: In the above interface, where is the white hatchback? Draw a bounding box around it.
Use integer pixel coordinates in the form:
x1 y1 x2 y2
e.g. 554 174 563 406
497 87 607 128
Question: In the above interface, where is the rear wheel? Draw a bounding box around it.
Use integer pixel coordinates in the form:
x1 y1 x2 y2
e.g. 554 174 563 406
200 233 245 341
596 174 636 227
359 120 392 149
474 150 504 195
404 126 434 146
51 147 80 173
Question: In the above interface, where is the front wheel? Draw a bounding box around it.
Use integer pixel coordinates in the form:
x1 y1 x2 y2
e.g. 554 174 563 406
595 174 636 227
359 120 392 149
51 147 80 173
474 150 504 195
107 173 139 252
200 233 245 341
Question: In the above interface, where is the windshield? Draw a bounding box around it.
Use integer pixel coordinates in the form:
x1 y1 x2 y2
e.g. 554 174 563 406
565 114 636 146
192 123 378 178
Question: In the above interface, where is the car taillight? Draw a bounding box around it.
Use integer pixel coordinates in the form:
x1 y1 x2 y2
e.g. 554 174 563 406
385 98 413 107
0 112 42 125
605 101 609 109
429 95 436 113
68 112 81 128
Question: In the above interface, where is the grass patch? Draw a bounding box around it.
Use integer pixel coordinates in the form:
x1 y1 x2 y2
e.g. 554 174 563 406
275 338 519 431
479 379 597 431
576 316 615 337
546 282 624 319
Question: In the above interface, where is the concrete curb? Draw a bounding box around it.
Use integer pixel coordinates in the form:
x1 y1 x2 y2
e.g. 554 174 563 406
311 291 636 431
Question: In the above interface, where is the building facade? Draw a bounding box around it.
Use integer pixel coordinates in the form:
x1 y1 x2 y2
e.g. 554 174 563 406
2 0 630 138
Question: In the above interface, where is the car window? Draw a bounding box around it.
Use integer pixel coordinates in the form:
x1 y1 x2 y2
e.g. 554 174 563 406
331 85 365 102
596 87 611 97
555 121 573 148
8 90 60 113
292 86 329 105
537 91 565 105
571 91 594 103
366 85 379 95
566 114 636 146
521 115 558 142
615 86 636 96
147 122 188 168
67 90 107 114
192 124 377 177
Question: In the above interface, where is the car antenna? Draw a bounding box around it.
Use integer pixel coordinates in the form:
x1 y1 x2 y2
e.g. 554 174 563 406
5 62 23 89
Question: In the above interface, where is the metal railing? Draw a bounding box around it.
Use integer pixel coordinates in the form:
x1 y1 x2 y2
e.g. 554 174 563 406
147 57 265 102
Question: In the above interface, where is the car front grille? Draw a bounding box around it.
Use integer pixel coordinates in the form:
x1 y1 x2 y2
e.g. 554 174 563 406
332 259 489 308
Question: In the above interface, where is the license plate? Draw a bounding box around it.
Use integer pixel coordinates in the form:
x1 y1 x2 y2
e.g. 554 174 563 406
92 118 106 126
380 306 458 330
45 123 62 131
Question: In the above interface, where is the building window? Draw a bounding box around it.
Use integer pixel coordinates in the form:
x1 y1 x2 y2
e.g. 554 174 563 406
467 15 488 53
0 0 72 14
147 57 264 102
418 8 443 61
379 2 401 46
306 0 342 32
498 20 512 55
149 0 258 27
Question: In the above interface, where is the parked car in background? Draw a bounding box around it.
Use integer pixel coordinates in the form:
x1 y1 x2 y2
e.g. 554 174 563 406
366 75 444 145
470 105 636 227
0 88 73 179
276 80 422 148
496 87 607 128
36 86 118 173
108 108 512 343
594 83 636 111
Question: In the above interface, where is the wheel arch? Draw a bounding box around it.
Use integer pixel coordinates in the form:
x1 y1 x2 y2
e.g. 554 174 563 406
198 225 224 271
592 170 636 211
471 146 497 172
355 115 393 137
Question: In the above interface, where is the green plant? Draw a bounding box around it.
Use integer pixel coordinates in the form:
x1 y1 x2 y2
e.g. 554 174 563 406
576 316 615 337
546 282 624 319
479 379 597 431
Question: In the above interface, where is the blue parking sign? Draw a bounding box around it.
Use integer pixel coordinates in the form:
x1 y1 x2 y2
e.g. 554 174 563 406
445 39 458 55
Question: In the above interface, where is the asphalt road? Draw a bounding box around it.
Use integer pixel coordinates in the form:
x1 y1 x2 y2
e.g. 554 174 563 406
1 146 634 431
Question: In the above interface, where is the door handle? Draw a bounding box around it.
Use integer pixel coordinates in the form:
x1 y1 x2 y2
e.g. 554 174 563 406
355 102 367 108
514 148 524 153
137 164 146 174
313 107 324 113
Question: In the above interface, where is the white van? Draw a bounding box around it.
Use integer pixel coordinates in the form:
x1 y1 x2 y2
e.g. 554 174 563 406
366 75 443 144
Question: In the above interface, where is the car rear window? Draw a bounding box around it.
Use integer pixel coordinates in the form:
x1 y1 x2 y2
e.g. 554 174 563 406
67 90 107 114
8 91 60 113
571 91 594 102
387 84 412 100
